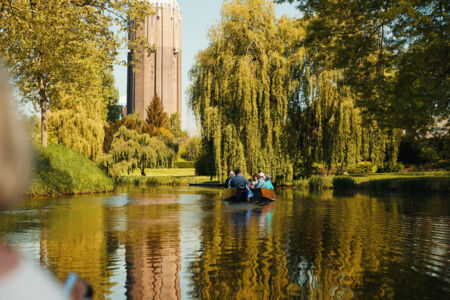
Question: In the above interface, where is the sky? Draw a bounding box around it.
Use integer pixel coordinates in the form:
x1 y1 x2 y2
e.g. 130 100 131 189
113 0 299 134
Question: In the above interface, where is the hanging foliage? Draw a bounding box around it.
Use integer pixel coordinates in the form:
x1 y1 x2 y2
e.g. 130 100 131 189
190 0 400 182
189 0 301 182
99 126 175 177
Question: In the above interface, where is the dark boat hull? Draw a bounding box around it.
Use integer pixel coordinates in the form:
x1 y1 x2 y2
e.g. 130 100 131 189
224 188 275 203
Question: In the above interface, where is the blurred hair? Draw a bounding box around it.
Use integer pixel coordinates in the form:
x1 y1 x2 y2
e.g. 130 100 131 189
265 174 271 180
0 72 31 209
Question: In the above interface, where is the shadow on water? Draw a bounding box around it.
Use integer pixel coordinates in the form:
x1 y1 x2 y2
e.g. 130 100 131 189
0 186 448 299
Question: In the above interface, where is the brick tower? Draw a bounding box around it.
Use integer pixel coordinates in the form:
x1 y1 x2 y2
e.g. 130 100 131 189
127 0 182 120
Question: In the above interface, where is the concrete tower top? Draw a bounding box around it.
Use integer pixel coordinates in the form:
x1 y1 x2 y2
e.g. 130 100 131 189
148 0 180 10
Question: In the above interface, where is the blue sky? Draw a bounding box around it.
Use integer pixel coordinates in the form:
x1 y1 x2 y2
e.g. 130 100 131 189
113 0 299 134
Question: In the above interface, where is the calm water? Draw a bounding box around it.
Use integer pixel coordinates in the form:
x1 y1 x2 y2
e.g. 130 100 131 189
0 187 448 299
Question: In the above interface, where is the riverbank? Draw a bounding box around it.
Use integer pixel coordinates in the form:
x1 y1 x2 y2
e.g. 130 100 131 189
354 172 449 192
29 145 114 196
115 168 216 186
288 171 450 193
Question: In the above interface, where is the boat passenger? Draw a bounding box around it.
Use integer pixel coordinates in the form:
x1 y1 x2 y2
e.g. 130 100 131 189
264 174 274 190
224 171 235 188
229 169 249 188
250 174 258 188
254 172 266 189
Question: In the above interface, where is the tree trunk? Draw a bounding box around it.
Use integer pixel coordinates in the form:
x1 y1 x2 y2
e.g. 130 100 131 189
38 74 48 147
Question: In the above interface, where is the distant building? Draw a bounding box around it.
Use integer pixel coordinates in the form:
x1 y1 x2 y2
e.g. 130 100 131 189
120 105 127 120
127 0 182 121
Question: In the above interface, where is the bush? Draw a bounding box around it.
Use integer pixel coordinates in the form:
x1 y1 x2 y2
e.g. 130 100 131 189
347 162 378 174
30 145 114 196
379 162 404 173
333 176 356 190
174 161 195 168
195 150 216 176
292 178 309 190
308 176 333 191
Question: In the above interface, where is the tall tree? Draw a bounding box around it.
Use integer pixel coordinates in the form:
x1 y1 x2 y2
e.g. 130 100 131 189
190 0 398 181
145 95 170 129
0 0 152 147
277 0 449 135
190 0 300 182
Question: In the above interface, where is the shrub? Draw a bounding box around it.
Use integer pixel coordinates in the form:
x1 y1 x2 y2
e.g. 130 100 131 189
333 176 356 190
30 145 114 195
292 178 309 190
379 162 404 173
195 150 216 176
347 162 378 174
308 176 333 191
174 161 195 168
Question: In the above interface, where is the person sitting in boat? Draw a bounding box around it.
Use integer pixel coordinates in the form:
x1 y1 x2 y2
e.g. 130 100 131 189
224 171 235 188
229 169 249 188
264 174 274 190
253 172 266 189
249 174 258 188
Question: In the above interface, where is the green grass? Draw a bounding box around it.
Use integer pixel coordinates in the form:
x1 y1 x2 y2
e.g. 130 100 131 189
351 171 449 183
29 145 114 196
131 168 196 177
116 175 214 186
351 171 449 192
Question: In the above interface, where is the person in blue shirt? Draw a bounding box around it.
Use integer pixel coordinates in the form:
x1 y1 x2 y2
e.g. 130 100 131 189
229 169 248 188
264 174 275 190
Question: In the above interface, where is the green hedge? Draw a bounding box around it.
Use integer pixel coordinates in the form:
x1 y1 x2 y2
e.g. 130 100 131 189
346 162 378 174
174 161 195 168
29 145 114 196
333 176 356 190
308 176 333 191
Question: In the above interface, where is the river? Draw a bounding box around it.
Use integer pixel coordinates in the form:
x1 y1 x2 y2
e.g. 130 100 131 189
0 187 448 299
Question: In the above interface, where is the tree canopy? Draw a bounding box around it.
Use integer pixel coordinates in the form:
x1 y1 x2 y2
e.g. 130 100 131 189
100 126 175 177
276 0 449 135
190 0 400 182
0 0 153 146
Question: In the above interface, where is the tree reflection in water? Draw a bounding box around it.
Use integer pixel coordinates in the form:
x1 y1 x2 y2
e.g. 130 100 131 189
0 188 448 299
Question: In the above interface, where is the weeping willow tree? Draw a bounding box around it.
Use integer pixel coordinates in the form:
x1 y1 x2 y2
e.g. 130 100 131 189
288 68 400 176
99 126 175 177
190 0 304 182
47 69 115 161
191 0 399 182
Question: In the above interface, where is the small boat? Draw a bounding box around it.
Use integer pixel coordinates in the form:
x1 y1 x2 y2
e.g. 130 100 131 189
224 187 275 203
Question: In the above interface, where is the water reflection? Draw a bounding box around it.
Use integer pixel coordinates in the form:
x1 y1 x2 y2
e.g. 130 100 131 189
0 188 448 299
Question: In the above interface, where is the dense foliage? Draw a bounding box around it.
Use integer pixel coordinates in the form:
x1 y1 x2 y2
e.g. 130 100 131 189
30 145 114 195
99 126 175 177
277 0 449 136
0 0 152 146
190 0 400 182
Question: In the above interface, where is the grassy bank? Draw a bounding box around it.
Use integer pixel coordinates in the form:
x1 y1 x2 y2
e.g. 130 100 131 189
118 168 215 186
29 145 114 196
354 172 449 192
286 172 450 193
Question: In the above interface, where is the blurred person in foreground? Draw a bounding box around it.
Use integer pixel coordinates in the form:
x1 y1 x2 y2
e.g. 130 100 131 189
0 73 90 299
